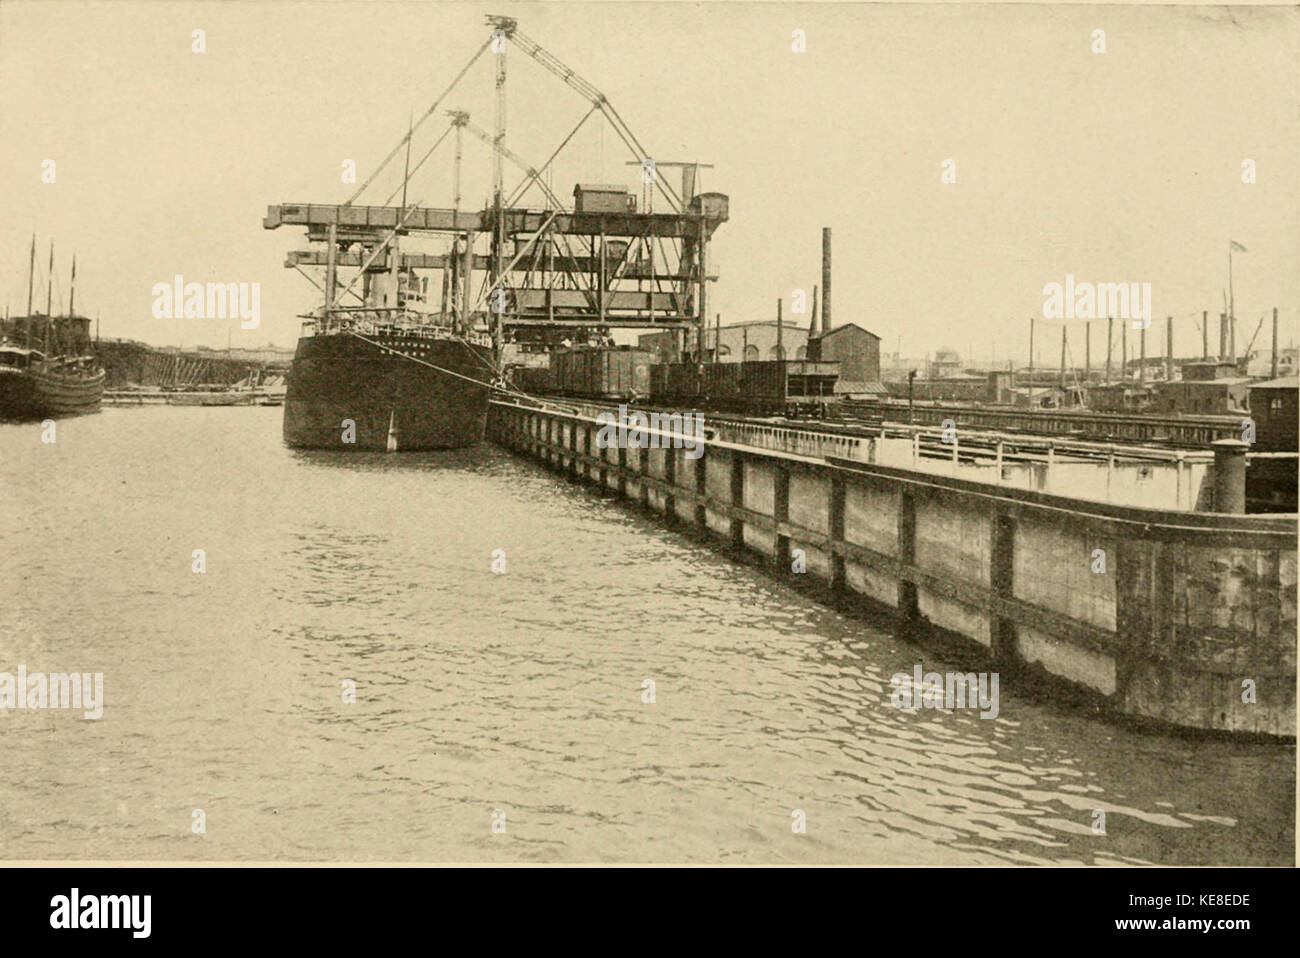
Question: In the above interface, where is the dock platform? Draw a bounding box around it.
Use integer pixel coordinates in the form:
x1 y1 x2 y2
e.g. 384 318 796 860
490 398 1298 738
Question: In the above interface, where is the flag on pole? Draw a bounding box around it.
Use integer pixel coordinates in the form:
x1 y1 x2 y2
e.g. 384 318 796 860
1230 240 1248 252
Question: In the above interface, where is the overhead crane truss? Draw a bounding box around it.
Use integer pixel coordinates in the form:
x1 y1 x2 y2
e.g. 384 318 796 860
263 14 727 355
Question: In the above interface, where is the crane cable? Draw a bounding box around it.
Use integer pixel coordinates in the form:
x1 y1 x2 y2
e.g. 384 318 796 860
343 328 576 411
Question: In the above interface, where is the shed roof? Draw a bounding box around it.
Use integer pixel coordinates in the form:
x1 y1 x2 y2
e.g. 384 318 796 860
835 381 889 395
1174 377 1254 386
820 322 881 341
1247 375 1300 390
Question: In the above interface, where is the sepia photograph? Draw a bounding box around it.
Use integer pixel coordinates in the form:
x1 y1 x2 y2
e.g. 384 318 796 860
0 0 1295 929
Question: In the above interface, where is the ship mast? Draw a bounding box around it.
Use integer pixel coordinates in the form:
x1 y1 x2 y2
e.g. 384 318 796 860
400 113 413 218
25 234 35 348
488 15 514 357
449 109 468 328
44 241 54 355
392 113 412 313
68 254 77 358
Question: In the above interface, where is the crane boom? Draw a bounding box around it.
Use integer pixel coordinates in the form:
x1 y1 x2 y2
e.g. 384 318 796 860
496 17 684 212
462 119 558 207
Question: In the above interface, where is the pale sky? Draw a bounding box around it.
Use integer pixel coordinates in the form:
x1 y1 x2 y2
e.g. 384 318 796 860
2 1 1297 364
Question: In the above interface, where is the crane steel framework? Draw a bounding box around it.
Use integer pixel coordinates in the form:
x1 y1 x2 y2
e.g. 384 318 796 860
263 14 728 361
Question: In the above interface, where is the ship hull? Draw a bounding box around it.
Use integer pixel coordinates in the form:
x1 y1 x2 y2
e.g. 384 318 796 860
283 332 493 450
0 366 105 420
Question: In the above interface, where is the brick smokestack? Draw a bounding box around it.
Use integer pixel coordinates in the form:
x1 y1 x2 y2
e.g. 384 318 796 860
821 228 832 335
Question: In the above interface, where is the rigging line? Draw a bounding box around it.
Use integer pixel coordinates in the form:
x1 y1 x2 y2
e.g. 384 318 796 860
505 102 600 207
344 37 492 207
480 214 593 304
344 328 564 410
522 231 544 288
381 124 455 206
598 104 681 214
460 119 597 300
345 329 500 389
333 200 427 304
505 29 682 212
551 233 599 309
1064 341 1083 395
293 265 365 305
488 367 586 411
601 101 683 210
456 330 509 380
463 118 555 205
469 211 561 313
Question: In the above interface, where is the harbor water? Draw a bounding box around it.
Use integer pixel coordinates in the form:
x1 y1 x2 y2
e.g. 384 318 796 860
0 407 1292 864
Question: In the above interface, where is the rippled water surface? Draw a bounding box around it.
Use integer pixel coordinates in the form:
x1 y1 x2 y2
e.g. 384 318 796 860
0 408 1292 863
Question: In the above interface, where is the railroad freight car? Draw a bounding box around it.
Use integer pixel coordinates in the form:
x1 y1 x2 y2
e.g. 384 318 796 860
782 361 840 403
650 362 703 405
702 361 743 404
649 360 840 416
508 364 554 395
551 346 655 400
736 360 839 414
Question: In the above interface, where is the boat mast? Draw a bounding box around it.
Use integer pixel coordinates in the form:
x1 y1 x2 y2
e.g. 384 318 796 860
393 113 412 313
25 234 35 347
488 15 514 357
450 109 467 326
400 113 412 220
44 241 54 355
67 254 77 358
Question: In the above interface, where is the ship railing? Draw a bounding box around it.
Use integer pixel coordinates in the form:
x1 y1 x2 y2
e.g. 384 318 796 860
301 308 493 347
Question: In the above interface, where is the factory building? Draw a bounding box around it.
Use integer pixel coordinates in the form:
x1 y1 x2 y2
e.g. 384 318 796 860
638 320 810 364
1152 361 1251 415
1248 376 1299 451
804 323 883 395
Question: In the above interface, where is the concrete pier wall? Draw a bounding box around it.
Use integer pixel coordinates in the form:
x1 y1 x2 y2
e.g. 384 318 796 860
490 401 1298 737
712 418 1213 511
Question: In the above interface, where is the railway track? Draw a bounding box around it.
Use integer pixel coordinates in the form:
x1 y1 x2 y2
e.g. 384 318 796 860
514 383 1257 452
838 399 1245 448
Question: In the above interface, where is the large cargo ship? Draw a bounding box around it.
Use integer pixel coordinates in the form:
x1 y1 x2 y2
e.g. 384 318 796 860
283 305 492 450
265 15 728 451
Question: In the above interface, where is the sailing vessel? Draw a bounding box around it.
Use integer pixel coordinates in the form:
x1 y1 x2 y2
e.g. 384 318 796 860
0 239 105 421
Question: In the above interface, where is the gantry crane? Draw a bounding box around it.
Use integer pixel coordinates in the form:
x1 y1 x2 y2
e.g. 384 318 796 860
263 14 728 361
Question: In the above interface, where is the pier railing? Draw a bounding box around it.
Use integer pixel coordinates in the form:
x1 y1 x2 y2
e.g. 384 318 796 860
489 398 1297 737
705 416 1219 510
848 399 1244 446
